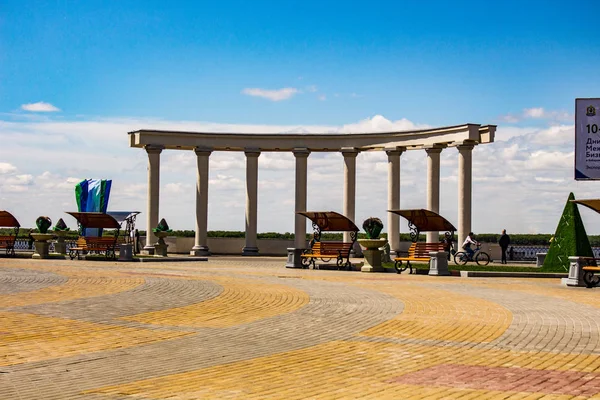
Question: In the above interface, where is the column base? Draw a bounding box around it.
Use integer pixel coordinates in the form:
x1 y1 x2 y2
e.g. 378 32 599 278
242 246 259 256
141 245 155 256
285 248 305 268
190 246 211 256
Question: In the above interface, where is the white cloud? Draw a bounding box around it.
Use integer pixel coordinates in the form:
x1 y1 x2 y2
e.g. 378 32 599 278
523 107 545 118
499 107 572 123
0 162 17 174
339 115 428 133
318 94 326 101
241 87 299 101
21 102 61 112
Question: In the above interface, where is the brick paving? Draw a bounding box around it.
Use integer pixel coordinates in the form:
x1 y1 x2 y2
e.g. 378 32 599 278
1 257 600 399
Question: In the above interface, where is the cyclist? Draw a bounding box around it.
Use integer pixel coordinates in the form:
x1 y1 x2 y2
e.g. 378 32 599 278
462 232 479 260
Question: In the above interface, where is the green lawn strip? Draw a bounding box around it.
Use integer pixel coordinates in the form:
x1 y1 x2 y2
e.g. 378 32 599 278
381 261 567 273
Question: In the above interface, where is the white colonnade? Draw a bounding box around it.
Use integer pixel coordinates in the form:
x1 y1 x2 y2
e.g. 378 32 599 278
132 124 494 262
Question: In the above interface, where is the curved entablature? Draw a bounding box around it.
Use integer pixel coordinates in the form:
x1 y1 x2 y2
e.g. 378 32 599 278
129 123 495 152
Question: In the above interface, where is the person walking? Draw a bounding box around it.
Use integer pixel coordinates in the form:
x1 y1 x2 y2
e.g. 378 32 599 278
499 229 511 264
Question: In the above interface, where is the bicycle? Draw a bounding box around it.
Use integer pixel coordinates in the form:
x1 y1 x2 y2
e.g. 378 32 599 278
454 244 490 266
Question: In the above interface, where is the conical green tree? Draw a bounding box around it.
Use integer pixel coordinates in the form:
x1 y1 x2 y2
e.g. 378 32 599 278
542 192 594 272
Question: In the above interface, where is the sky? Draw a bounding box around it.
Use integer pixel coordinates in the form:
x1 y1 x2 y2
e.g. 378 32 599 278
2 0 600 234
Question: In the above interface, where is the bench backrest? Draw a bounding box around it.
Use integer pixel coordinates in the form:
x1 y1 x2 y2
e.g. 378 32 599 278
313 241 354 256
408 242 446 258
0 235 16 246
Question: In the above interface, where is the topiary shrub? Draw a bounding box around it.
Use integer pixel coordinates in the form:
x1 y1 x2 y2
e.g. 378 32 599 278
542 192 594 272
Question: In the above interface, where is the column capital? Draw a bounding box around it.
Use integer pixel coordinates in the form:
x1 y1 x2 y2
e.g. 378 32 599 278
145 144 164 154
293 147 310 158
457 141 477 152
194 146 212 156
244 148 261 157
341 147 359 158
424 144 446 154
385 146 406 157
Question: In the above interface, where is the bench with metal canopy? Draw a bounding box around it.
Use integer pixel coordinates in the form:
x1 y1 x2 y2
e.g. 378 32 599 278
388 209 456 274
66 212 125 260
297 211 359 271
0 211 20 256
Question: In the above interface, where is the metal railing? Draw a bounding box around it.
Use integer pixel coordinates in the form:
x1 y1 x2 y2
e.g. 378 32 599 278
14 239 78 253
508 246 600 261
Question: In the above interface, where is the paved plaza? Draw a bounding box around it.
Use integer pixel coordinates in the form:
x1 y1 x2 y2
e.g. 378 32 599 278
1 257 600 399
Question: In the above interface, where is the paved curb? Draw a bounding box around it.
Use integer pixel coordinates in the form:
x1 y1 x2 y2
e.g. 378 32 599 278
459 270 567 278
135 256 209 263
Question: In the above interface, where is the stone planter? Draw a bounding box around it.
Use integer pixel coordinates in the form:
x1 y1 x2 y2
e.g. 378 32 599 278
31 233 54 259
154 231 169 257
53 231 69 255
358 238 388 272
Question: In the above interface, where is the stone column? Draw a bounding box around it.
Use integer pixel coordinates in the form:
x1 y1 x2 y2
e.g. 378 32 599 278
386 147 404 255
425 145 444 243
294 148 310 249
143 144 163 254
342 148 359 243
243 149 260 256
457 143 475 246
286 148 310 268
191 147 212 256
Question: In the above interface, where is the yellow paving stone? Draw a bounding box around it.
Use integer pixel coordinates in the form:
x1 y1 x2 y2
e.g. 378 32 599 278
0 265 145 307
88 338 600 399
358 283 512 343
460 279 600 310
0 311 191 366
121 276 309 327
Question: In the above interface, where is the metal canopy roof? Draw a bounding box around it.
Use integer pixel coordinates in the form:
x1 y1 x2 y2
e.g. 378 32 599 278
0 211 20 228
66 212 121 229
388 209 456 232
106 211 141 225
297 211 359 232
571 199 600 214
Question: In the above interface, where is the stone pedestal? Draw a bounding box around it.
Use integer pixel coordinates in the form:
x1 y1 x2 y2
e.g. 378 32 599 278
285 248 305 268
562 256 586 287
119 243 133 261
154 243 168 257
358 238 387 273
31 233 54 259
536 253 546 267
53 231 68 255
153 231 169 257
428 251 450 276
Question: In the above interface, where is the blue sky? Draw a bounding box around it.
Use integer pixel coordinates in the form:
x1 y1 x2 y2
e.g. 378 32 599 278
2 1 600 234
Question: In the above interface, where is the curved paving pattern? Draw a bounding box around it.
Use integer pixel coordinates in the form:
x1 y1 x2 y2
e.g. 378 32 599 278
2 258 600 399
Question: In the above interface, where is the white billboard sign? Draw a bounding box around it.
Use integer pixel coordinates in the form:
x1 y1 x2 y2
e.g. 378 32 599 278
575 98 600 180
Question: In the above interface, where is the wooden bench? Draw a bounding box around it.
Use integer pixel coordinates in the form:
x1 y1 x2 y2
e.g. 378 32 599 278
69 236 119 260
301 241 354 270
0 235 17 256
580 257 600 288
394 242 447 274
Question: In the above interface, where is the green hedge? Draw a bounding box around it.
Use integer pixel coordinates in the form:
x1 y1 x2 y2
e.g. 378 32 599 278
3 228 599 246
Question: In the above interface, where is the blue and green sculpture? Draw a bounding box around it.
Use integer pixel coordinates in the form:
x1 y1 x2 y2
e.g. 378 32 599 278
75 179 112 236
